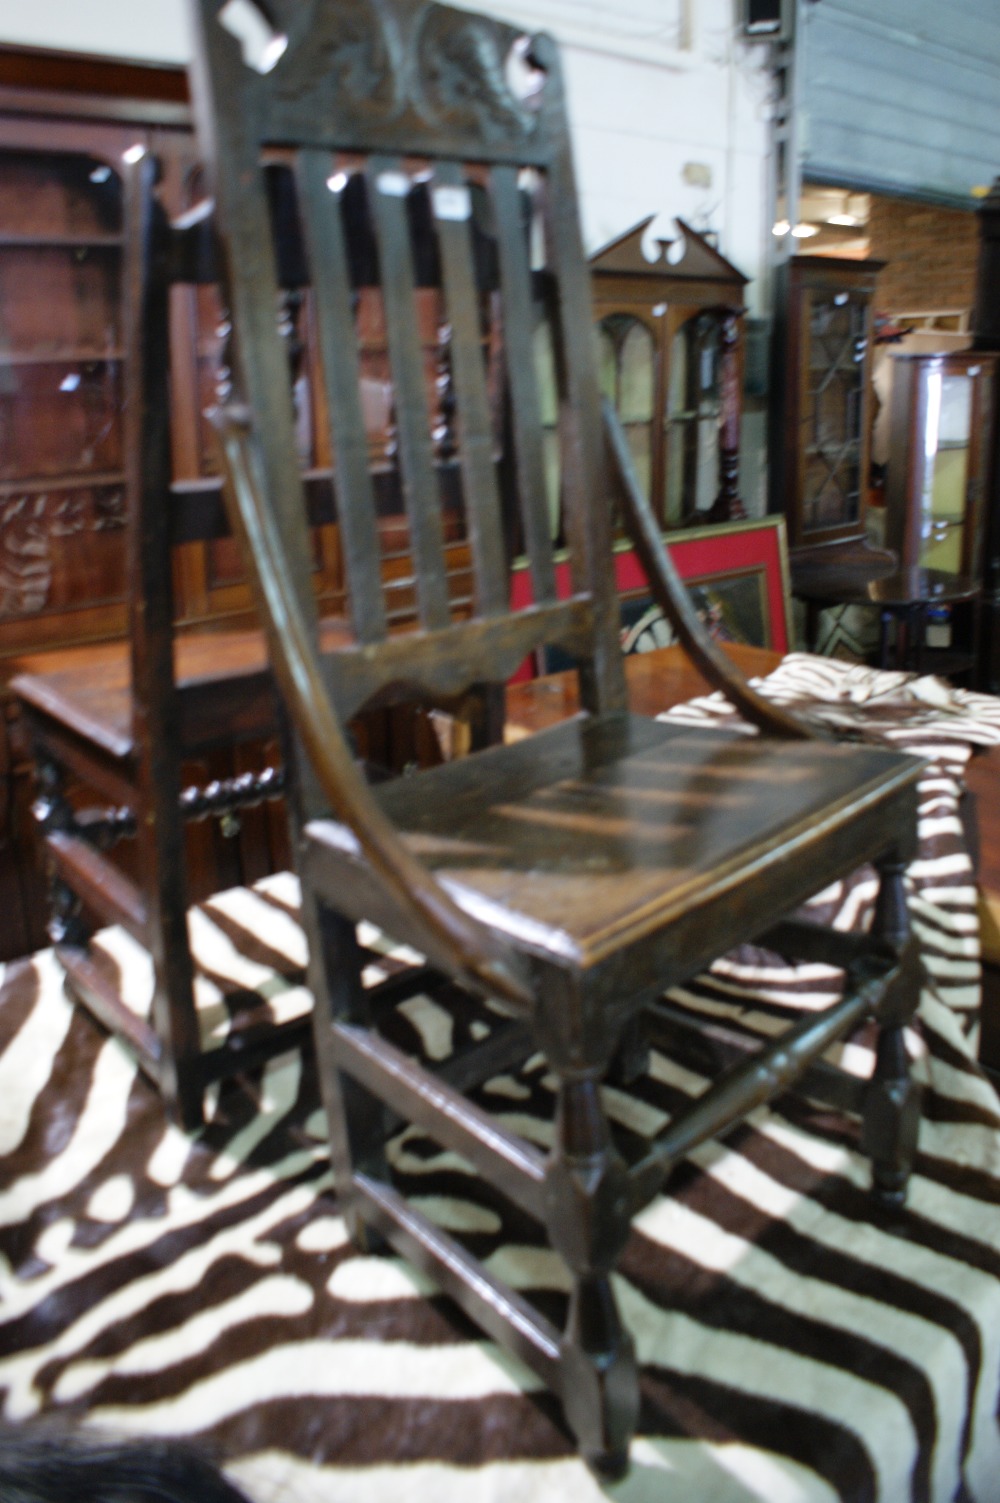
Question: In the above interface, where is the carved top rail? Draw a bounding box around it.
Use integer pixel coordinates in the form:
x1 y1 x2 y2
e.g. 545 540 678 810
191 0 560 166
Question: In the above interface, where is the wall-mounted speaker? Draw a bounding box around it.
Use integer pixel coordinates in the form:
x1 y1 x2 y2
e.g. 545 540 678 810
740 0 793 43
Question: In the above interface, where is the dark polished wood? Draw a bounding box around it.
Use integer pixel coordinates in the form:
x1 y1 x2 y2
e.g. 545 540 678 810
795 566 981 674
771 256 897 613
513 640 1000 1078
191 0 925 1471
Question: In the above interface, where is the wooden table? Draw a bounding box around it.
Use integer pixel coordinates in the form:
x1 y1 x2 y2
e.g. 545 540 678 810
506 642 1000 1076
505 642 779 738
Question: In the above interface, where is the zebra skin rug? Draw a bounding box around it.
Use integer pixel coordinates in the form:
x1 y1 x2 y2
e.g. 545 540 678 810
2 655 1000 1503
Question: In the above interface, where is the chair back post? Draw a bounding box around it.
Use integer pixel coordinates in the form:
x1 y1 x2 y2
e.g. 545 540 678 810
119 150 205 1117
123 151 178 746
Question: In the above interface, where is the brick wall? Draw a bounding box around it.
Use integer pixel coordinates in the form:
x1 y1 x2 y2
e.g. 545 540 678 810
867 197 979 313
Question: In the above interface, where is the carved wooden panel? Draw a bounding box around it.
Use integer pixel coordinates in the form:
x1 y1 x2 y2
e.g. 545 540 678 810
198 0 556 166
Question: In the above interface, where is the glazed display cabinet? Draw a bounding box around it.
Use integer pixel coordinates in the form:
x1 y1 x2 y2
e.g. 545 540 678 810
884 350 997 578
769 254 884 556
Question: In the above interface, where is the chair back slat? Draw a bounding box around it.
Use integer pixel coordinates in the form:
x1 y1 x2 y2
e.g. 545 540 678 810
491 165 557 607
190 0 629 717
297 149 387 643
367 154 451 632
432 161 507 618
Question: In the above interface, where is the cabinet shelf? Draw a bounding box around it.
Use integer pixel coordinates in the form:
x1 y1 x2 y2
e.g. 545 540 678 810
0 232 121 249
0 469 125 497
0 349 122 366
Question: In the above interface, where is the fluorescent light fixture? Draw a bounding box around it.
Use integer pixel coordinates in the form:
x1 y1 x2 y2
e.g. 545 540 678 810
827 213 861 227
772 219 790 236
791 222 819 238
59 373 81 392
122 144 146 164
326 172 348 194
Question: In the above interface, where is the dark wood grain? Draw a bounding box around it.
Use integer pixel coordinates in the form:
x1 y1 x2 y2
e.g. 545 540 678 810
297 151 387 643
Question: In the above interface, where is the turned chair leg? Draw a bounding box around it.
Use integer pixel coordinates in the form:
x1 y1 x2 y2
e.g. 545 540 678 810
863 850 922 1207
304 898 388 1248
607 1012 650 1088
545 1073 639 1475
33 755 92 950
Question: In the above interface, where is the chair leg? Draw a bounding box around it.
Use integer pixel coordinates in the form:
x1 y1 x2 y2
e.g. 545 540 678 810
34 754 92 949
136 790 205 1132
607 1013 649 1087
863 851 922 1208
304 897 388 1248
545 1073 639 1475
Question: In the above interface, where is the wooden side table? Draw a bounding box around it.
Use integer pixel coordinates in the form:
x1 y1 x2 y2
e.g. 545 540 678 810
795 566 981 678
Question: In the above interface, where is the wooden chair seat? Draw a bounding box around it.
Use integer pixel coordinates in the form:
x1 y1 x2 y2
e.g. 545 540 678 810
307 715 921 992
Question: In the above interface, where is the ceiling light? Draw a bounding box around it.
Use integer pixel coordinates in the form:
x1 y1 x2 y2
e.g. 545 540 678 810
772 219 790 236
122 144 146 164
791 222 820 238
827 213 861 227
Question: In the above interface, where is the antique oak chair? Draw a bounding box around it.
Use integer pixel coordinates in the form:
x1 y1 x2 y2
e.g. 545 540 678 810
8 153 327 1129
190 0 925 1470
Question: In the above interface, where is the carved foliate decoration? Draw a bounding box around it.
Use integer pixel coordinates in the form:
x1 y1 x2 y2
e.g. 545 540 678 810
414 6 536 140
220 0 544 147
0 489 126 619
271 0 399 121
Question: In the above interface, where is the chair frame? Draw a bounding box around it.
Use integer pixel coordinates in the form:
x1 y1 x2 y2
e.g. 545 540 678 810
10 156 312 1128
189 0 924 1470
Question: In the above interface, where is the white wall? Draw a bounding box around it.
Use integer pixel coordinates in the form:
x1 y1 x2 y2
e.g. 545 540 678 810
0 0 775 294
0 0 775 508
0 0 191 65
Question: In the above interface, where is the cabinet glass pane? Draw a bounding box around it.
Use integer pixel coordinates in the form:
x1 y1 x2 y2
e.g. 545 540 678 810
917 371 972 571
0 149 127 632
0 361 122 480
598 314 654 505
0 151 122 238
535 322 560 536
0 246 119 359
801 291 865 533
665 313 721 523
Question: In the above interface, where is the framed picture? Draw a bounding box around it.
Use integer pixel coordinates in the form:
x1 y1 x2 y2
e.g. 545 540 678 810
509 515 792 678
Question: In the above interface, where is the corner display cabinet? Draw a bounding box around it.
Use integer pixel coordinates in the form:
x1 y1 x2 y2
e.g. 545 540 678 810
587 216 749 529
882 349 997 679
884 351 997 578
769 254 886 571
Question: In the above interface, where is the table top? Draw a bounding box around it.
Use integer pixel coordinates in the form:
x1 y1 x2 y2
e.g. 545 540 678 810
795 565 979 609
505 642 777 737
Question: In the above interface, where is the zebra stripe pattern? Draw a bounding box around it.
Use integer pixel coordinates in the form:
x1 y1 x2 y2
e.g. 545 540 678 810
1 653 999 1501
